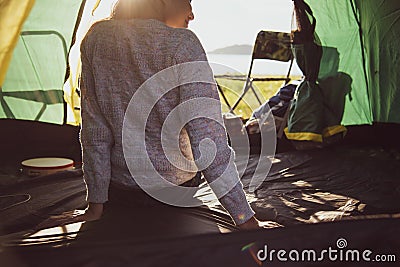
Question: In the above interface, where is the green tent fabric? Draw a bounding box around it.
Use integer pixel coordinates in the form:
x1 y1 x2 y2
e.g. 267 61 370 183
355 0 400 123
0 0 82 124
305 0 372 126
306 0 400 125
286 0 348 143
286 0 400 143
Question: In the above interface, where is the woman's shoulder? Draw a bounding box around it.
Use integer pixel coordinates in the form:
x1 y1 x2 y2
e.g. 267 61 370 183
169 28 204 56
88 19 117 34
173 27 201 43
83 19 113 44
171 29 207 62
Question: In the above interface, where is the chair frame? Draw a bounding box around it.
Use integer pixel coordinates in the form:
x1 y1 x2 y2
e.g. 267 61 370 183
228 31 294 113
215 31 295 139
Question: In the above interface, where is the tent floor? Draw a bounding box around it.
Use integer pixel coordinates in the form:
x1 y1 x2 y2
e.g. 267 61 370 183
1 144 399 266
0 120 399 265
1 144 399 232
1 218 399 266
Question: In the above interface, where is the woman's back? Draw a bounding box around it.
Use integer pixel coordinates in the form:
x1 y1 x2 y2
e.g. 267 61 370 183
81 18 212 193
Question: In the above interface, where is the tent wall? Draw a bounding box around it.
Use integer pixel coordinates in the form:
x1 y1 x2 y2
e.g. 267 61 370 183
0 0 82 124
0 0 35 86
355 0 400 123
305 0 400 126
305 0 371 126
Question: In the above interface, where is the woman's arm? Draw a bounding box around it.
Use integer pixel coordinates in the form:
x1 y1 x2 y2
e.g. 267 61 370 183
35 39 113 230
174 31 256 226
79 40 114 205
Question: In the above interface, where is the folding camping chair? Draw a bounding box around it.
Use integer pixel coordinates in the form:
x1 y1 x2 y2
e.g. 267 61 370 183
217 31 295 139
229 31 294 113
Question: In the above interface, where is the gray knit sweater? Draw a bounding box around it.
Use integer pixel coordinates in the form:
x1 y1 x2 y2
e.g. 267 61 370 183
80 19 254 225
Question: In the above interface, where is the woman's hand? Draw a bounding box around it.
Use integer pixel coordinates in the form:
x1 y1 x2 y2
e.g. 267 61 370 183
238 216 282 230
35 202 103 230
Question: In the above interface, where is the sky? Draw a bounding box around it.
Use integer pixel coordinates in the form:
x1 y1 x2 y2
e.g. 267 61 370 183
189 0 294 52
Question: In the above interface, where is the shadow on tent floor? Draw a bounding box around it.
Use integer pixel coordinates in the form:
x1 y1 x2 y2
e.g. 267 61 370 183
245 146 400 225
0 144 399 266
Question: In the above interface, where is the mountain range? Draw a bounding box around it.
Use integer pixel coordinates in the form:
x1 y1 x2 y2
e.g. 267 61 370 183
208 44 253 55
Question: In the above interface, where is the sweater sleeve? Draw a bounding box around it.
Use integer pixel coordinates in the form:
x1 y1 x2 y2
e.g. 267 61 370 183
174 31 255 225
80 39 113 204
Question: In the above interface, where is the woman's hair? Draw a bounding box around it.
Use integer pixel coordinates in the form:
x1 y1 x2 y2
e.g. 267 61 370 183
111 0 166 21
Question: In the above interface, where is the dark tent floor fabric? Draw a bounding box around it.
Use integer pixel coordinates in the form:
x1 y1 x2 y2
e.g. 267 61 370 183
2 218 399 267
0 145 399 266
0 170 87 235
245 147 400 225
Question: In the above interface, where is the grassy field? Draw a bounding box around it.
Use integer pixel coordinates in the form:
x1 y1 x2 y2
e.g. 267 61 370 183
215 75 301 119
